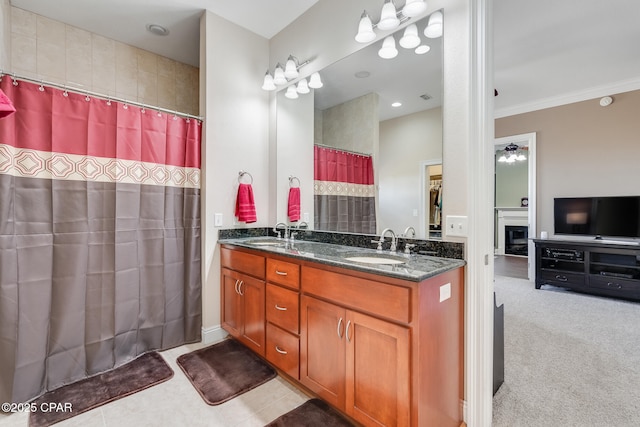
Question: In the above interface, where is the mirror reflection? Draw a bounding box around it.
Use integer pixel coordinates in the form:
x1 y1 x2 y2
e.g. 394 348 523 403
276 12 443 240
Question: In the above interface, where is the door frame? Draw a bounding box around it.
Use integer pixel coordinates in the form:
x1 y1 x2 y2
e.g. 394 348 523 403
494 132 537 280
420 159 443 240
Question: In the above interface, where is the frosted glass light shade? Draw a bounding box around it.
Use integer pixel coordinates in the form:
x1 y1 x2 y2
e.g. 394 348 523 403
355 11 376 43
399 24 421 49
285 86 299 99
402 0 427 17
284 56 299 79
273 64 287 85
377 0 400 31
378 36 398 59
262 71 276 91
424 11 443 38
308 72 323 89
415 44 431 54
296 78 310 94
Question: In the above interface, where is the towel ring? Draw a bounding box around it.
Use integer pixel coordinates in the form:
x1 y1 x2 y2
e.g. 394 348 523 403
238 170 253 184
289 176 300 188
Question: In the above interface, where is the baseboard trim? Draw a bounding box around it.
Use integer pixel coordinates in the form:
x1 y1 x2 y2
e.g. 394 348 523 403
201 325 227 344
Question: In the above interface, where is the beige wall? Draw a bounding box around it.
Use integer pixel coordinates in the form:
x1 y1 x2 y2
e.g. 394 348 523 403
379 107 443 235
496 89 640 238
7 6 199 116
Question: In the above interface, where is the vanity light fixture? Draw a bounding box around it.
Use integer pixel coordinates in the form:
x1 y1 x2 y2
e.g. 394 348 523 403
403 0 428 17
296 78 310 94
378 0 401 31
262 55 312 91
285 86 299 99
308 72 323 89
399 24 421 49
414 44 431 54
355 0 428 43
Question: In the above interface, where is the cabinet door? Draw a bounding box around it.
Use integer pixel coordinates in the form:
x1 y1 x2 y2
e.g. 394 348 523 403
239 274 266 356
300 295 346 410
221 268 242 337
345 310 410 427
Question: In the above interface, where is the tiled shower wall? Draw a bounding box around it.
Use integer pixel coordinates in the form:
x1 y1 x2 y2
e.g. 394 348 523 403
6 6 199 116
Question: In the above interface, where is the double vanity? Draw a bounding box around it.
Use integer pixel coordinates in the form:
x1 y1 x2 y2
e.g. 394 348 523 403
219 231 465 427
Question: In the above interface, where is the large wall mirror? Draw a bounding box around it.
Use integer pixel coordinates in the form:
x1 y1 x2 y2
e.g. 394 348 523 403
276 11 443 239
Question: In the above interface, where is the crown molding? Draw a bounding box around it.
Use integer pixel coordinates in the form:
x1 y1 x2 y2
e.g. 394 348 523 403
494 77 640 119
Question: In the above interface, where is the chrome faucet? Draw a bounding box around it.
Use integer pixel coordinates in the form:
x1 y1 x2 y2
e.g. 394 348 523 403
403 226 416 238
297 221 309 229
372 228 397 252
273 222 289 239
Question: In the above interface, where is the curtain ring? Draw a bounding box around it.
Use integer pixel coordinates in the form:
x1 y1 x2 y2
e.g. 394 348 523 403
63 85 68 97
85 95 90 101
106 97 111 106
141 107 146 114
38 81 44 92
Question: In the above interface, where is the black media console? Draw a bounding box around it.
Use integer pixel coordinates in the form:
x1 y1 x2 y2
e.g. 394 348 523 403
534 239 640 301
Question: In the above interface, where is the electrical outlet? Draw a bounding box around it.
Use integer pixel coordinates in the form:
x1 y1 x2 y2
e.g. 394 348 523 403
446 215 468 237
303 212 310 222
214 213 223 227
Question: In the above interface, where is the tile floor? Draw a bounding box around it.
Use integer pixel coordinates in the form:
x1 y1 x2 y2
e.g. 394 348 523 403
0 340 310 427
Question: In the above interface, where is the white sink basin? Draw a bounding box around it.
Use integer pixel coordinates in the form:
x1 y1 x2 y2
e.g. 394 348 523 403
344 256 406 265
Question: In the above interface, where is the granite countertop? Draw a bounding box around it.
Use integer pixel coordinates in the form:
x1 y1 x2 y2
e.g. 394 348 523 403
219 236 466 282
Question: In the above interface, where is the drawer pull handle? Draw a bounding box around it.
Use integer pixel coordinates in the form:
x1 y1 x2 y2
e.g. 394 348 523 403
275 304 287 311
275 270 288 276
238 280 244 296
234 279 240 294
337 317 343 338
555 275 568 282
275 346 288 355
607 282 622 289
346 320 352 342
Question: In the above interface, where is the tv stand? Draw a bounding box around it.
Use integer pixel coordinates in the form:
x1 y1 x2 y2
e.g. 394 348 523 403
534 239 640 301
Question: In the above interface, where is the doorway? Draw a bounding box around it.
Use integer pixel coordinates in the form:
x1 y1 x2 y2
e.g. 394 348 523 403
420 159 443 239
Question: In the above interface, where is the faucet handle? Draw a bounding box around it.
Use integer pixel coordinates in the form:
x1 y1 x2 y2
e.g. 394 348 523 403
290 232 298 241
371 239 383 251
276 231 282 239
404 243 415 255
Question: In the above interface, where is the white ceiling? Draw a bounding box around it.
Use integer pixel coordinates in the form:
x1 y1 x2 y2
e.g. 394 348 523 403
10 0 640 115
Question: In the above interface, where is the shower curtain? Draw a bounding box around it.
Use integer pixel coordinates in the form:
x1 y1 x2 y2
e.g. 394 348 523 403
0 77 202 404
314 145 376 233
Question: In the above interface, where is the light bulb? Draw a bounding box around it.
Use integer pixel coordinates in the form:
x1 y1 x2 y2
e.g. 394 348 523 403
261 71 276 91
273 64 287 85
402 0 427 17
415 44 431 54
399 24 421 49
308 72 323 89
378 36 398 59
498 155 507 162
296 78 310 94
424 11 443 38
355 11 376 43
284 55 299 79
377 0 400 31
285 86 299 99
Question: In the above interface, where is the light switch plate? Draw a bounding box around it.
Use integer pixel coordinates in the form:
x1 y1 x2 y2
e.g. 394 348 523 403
214 213 223 227
303 212 310 222
445 215 468 237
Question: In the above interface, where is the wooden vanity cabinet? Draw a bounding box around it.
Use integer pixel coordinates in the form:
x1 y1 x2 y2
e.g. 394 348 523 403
220 247 266 356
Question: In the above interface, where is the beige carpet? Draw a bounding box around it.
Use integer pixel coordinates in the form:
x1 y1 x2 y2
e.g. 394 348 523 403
493 276 640 426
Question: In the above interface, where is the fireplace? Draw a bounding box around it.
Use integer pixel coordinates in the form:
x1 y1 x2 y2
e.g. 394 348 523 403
505 225 528 256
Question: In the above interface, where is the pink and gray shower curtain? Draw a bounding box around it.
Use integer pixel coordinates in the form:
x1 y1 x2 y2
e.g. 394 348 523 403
0 77 202 404
314 145 376 233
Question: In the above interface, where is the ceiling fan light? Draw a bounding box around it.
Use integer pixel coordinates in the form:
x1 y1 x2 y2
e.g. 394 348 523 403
273 64 287 85
498 155 507 162
262 70 276 91
285 86 299 99
284 55 299 79
378 35 398 59
355 11 376 43
308 72 323 89
296 78 310 94
424 11 443 38
377 0 400 31
399 24 421 49
402 0 427 17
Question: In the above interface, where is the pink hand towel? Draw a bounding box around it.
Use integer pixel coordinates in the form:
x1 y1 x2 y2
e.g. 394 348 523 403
235 183 257 223
288 187 301 222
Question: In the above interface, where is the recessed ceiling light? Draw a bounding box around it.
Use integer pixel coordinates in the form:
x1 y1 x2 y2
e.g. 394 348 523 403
146 24 169 36
415 45 431 55
391 102 402 107
354 71 371 78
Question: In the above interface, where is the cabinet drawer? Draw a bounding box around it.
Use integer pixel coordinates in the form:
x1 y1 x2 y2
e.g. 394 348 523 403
590 275 640 295
539 270 585 287
221 247 265 279
266 323 299 380
302 266 411 324
267 258 300 289
266 284 299 334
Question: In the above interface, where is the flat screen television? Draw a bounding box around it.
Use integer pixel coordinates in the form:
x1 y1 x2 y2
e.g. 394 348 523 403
554 196 640 239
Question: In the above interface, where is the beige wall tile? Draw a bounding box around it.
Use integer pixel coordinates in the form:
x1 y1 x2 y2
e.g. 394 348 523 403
11 6 35 37
115 65 137 100
36 15 64 42
92 34 116 95
137 69 158 106
115 41 137 70
137 48 157 74
1 0 10 69
157 75 177 111
157 56 175 79
11 34 36 73
66 25 92 87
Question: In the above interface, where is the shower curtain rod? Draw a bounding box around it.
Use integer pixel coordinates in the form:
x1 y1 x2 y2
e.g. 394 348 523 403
314 143 371 157
0 70 203 121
